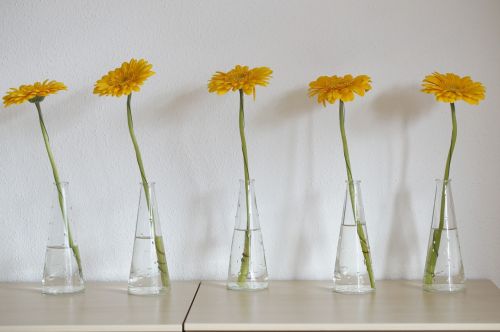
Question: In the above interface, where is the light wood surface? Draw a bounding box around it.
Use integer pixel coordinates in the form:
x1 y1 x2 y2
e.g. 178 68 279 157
185 280 500 331
0 281 200 332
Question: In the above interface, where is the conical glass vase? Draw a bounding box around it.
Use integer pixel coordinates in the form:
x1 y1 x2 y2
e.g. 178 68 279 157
333 180 375 294
128 182 170 295
423 179 465 292
42 182 85 295
227 179 268 291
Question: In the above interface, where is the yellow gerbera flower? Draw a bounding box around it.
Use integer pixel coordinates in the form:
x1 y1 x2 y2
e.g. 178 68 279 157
421 72 485 105
94 58 155 97
3 80 67 107
308 74 371 106
208 65 272 99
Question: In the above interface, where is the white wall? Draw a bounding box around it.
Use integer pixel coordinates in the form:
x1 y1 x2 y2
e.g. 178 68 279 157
1 0 499 285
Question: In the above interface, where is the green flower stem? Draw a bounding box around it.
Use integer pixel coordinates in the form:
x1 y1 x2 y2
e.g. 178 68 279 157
35 101 82 275
126 94 169 288
424 102 457 285
339 100 375 289
154 235 169 287
237 89 252 284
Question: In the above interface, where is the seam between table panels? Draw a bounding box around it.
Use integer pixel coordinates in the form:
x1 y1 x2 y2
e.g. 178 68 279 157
182 281 201 332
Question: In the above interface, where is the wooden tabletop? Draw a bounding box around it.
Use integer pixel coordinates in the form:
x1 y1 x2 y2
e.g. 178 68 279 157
184 280 500 331
0 281 200 332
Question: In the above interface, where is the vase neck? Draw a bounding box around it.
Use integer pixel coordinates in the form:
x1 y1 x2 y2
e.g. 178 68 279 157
235 179 260 230
432 178 457 229
342 179 366 226
47 181 73 247
239 179 255 190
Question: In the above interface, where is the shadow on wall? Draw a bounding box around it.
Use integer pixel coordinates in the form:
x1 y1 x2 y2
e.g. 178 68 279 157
254 88 330 277
372 84 433 278
0 86 92 133
138 86 234 278
185 189 223 275
0 86 95 225
135 86 208 128
0 102 31 128
254 87 316 127
372 84 432 122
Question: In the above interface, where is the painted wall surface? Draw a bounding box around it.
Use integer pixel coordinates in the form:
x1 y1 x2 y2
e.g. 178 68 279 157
1 0 499 285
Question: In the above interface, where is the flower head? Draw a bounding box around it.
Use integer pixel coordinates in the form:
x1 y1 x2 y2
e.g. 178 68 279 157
3 80 67 107
421 72 485 105
208 65 272 99
94 58 155 97
308 74 371 106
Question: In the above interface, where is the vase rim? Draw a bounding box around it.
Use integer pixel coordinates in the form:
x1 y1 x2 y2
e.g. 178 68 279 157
239 179 255 183
139 181 156 186
53 181 69 186
345 179 361 184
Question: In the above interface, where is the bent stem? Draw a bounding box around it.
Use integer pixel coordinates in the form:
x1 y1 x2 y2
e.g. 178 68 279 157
35 102 82 276
237 89 252 284
424 103 457 285
339 100 375 289
127 94 169 288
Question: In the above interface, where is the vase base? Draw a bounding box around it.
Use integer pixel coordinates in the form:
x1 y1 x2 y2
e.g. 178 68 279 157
42 285 85 295
423 283 465 293
333 284 375 294
227 281 268 291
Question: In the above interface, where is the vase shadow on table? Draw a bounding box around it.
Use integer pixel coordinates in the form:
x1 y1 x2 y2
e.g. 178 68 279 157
372 85 433 279
0 285 41 294
98 284 130 295
401 280 422 289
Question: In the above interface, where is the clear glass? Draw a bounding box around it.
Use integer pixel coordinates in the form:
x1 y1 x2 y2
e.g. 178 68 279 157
42 182 85 294
128 182 170 295
333 180 375 294
423 179 465 292
227 179 268 291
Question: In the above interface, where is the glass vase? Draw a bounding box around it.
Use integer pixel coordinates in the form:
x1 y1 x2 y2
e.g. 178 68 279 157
42 182 85 294
333 180 376 294
227 179 268 291
128 182 170 295
423 179 465 292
